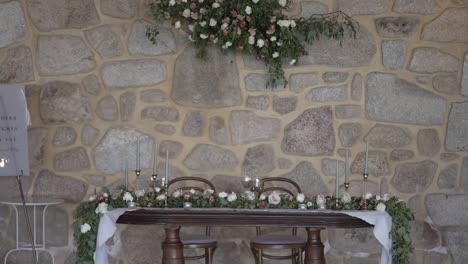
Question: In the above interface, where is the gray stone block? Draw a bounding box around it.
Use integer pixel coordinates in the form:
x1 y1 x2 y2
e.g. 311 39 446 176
246 95 270 110
422 8 468 42
390 149 414 161
446 102 468 151
417 128 440 157
322 72 348 83
128 20 176 56
365 124 411 148
120 91 136 121
140 89 166 103
335 105 360 119
54 147 90 171
437 164 458 189
336 0 388 16
33 170 88 202
278 161 328 196
351 151 389 176
462 53 468 95
101 0 137 18
289 73 320 93
141 106 179 122
382 40 406 70
446 230 468 263
245 74 286 92
433 75 458 95
159 140 183 159
28 128 48 167
366 72 446 125
392 160 437 193
97 95 118 121
209 116 228 145
321 158 345 177
182 111 205 137
85 25 124 59
426 194 468 226
53 127 77 146
154 124 176 135
394 0 440 14
375 17 419 37
306 85 347 102
184 144 238 172
231 111 281 145
272 96 297 115
81 124 99 146
461 156 468 191
0 2 27 48
409 47 459 73
351 73 362 101
300 2 328 17
101 60 166 89
0 46 34 83
242 144 275 175
81 74 101 96
338 123 362 147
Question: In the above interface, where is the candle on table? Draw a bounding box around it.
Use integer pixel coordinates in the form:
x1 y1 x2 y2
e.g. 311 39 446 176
364 140 369 175
335 160 339 198
136 139 140 171
125 160 128 190
153 143 158 175
345 148 349 184
165 149 169 185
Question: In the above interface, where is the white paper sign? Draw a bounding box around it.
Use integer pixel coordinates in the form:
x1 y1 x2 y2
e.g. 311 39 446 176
0 85 30 176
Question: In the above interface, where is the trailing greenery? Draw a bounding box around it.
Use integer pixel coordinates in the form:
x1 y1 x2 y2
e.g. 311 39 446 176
146 0 356 87
73 187 413 264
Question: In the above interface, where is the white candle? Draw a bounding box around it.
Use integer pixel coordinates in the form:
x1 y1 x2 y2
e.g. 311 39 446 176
153 143 158 175
335 160 339 198
345 149 349 184
136 139 140 171
165 149 169 185
125 160 128 189
364 140 369 175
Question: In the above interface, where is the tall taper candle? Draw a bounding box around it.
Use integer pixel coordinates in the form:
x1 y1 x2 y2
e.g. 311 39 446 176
345 148 349 184
153 143 158 175
335 160 339 197
125 160 128 189
165 149 169 184
136 139 140 171
364 140 369 175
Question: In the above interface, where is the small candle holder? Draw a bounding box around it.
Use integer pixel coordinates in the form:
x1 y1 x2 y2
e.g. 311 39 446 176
135 170 141 190
363 173 368 181
318 204 326 210
361 198 368 211
128 201 136 208
251 177 263 192
183 202 192 209
298 203 307 210
344 182 350 190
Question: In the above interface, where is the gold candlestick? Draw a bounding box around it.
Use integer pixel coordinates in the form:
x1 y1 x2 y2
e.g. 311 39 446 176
135 170 141 190
344 182 349 190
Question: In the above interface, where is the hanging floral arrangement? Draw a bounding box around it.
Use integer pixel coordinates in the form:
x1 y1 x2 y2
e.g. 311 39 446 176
146 0 357 87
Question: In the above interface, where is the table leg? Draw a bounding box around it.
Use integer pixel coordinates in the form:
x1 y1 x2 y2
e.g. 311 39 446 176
304 228 325 264
162 226 184 264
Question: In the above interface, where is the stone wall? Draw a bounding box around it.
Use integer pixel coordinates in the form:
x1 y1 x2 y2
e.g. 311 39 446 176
0 0 467 263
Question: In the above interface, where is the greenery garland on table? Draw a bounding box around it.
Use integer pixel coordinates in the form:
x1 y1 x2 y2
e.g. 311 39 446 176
73 187 414 264
146 0 357 87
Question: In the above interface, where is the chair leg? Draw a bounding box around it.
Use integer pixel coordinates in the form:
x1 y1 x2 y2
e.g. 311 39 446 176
251 247 258 264
205 248 210 264
258 249 263 264
299 248 303 264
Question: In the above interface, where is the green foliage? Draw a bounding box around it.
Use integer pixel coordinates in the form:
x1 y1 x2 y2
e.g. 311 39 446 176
73 189 413 264
146 0 356 87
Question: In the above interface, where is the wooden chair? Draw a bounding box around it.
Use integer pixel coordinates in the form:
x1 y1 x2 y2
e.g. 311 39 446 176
250 177 306 264
168 176 217 264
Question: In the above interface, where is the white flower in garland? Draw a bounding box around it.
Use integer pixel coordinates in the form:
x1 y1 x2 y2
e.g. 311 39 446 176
290 20 296 28
289 59 296 65
203 189 214 195
227 192 237 202
277 20 291 27
296 193 305 203
95 202 108 214
199 21 207 27
173 189 183 198
155 187 161 193
257 39 265 47
182 9 191 18
248 36 255 45
272 52 279 58
189 189 196 194
209 18 217 27
89 195 96 201
376 203 386 211
156 194 166 200
341 192 351 203
212 2 220 8
188 24 195 32
365 192 373 199
80 223 91 234
199 0 204 2
169 0 175 6
218 191 228 198
123 192 133 202
103 193 109 198
221 23 228 30
222 41 232 49
268 191 281 205
245 6 252 15
245 190 256 201
383 194 390 201
200 34 208 39
306 201 313 208
252 0 259 3
278 0 287 7
135 189 145 198
259 194 266 201
316 194 326 206
181 0 187 2
270 36 277 42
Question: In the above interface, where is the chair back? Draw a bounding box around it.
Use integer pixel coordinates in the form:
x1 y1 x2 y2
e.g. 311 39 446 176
168 176 216 194
257 177 302 236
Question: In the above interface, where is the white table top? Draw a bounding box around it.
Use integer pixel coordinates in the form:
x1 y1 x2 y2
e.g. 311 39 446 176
0 196 63 206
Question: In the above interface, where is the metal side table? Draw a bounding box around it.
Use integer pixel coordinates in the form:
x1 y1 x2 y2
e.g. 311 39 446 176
1 197 63 264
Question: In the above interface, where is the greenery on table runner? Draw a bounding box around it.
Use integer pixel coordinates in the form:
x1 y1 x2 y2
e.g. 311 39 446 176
146 0 356 87
73 188 414 264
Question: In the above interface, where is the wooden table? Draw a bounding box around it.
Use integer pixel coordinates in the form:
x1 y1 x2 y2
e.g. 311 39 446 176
117 208 373 264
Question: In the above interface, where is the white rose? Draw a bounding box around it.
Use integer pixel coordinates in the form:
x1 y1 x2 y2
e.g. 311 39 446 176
365 192 373 199
376 203 386 211
227 192 237 202
225 41 232 47
188 24 195 32
212 2 220 8
221 23 228 30
290 20 296 28
89 195 96 201
278 0 287 7
341 192 351 203
95 202 108 214
259 194 266 201
182 9 191 18
376 195 382 201
200 34 208 39
296 193 305 203
272 52 279 58
80 223 91 234
306 201 313 207
257 39 264 47
245 6 252 15
199 21 207 27
189 189 196 194
199 0 204 2
156 194 166 201
174 21 181 29
277 20 290 27
245 191 256 201
209 18 217 27
169 0 175 6
173 189 183 198
382 194 390 201
268 191 281 205
203 189 214 195
135 189 145 198
218 191 228 198
289 59 296 65
270 36 277 42
316 194 325 206
181 0 187 2
212 37 218 43
155 187 161 193
277 41 282 46
123 192 133 202
253 0 259 3
248 36 255 45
